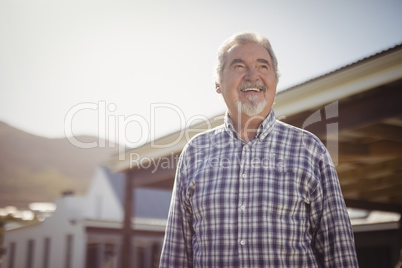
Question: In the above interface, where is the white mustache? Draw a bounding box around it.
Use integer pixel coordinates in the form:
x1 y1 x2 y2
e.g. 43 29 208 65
238 81 266 91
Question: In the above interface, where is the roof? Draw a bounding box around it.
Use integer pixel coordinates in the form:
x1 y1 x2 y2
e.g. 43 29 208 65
273 43 402 118
282 43 402 94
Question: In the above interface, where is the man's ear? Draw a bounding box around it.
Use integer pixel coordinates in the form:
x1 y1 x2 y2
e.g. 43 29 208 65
215 83 222 93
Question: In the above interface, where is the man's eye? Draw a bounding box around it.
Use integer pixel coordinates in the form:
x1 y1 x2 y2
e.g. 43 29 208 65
260 65 268 69
234 64 244 69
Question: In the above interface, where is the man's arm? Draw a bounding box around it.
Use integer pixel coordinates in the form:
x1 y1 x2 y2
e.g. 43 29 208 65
159 156 194 268
311 150 359 267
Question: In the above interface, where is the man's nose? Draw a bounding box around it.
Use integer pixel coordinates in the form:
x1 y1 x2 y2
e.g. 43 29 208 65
245 67 259 80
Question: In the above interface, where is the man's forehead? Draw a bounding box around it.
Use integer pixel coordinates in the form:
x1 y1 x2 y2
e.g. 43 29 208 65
225 42 271 62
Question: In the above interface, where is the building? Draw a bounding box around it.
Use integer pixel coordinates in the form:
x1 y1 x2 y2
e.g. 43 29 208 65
2 166 171 268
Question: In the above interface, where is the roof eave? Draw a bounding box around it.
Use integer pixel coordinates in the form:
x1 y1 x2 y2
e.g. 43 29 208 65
274 47 402 118
107 45 402 173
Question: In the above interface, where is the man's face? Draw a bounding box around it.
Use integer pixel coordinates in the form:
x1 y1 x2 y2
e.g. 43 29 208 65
216 42 277 120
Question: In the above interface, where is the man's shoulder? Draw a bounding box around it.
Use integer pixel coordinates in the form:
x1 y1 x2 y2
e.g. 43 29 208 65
274 119 326 153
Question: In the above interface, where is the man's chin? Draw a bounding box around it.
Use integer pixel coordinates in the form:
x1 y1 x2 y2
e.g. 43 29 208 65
236 100 267 117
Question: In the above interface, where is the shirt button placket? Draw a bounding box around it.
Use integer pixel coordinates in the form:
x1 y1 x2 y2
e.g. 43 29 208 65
238 145 250 263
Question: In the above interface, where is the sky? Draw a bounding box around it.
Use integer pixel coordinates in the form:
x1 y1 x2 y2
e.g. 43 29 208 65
1 0 401 148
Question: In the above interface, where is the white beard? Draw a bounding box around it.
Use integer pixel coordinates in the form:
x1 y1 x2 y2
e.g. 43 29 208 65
236 94 267 116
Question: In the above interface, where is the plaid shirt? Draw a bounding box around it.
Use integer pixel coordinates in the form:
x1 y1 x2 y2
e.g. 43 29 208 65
160 110 358 267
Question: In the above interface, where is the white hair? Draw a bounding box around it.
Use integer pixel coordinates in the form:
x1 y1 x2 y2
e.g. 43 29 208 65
215 32 279 83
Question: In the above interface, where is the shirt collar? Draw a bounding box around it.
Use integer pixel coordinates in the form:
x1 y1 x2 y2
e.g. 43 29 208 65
224 109 276 142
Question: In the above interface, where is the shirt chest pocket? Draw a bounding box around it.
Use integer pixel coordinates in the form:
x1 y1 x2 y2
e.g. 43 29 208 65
260 171 311 221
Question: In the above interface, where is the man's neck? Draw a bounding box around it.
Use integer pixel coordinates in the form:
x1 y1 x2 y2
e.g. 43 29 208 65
230 111 270 142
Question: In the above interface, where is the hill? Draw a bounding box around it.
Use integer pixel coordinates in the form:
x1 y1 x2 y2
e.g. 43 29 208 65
0 121 120 209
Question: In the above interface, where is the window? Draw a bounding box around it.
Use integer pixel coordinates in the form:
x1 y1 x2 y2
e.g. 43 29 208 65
85 243 99 268
65 235 73 268
7 242 16 268
136 246 145 268
151 242 161 268
26 240 34 268
104 243 116 268
43 238 51 268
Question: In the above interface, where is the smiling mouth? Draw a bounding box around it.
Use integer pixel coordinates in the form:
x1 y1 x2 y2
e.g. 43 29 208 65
238 81 267 93
240 87 263 93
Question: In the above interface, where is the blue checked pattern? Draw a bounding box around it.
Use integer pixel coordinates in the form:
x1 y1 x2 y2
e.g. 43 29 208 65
160 110 359 267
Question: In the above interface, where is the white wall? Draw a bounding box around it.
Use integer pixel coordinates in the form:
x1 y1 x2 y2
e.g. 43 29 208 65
2 167 125 268
84 168 123 221
3 196 87 268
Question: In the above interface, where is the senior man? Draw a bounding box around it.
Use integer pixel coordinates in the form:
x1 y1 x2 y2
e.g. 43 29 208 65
160 32 359 267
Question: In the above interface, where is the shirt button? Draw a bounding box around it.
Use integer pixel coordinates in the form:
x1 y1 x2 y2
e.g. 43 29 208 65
240 205 245 211
242 174 246 179
240 240 245 245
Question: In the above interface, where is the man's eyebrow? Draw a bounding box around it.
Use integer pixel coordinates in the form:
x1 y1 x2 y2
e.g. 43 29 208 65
229 59 246 66
257 58 271 65
229 58 271 66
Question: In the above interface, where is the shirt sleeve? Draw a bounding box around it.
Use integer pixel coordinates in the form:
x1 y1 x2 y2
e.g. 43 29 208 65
159 152 194 268
310 149 359 267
